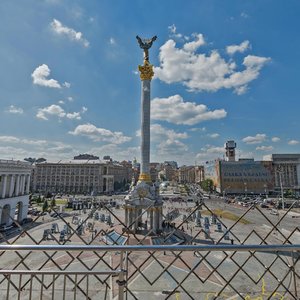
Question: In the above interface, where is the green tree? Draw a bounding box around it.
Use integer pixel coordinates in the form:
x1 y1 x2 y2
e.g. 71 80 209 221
45 191 52 199
200 179 214 192
36 195 42 204
42 200 49 212
50 197 56 208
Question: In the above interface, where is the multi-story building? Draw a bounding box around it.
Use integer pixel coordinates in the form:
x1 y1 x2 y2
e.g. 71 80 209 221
0 159 32 226
161 163 177 182
32 159 131 195
195 165 205 183
214 159 274 195
109 162 131 187
119 160 133 183
263 154 300 194
149 162 160 182
178 166 196 183
164 161 178 169
204 141 275 195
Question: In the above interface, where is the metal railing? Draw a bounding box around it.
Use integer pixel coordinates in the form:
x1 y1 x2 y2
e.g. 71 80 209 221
0 198 300 299
0 244 299 299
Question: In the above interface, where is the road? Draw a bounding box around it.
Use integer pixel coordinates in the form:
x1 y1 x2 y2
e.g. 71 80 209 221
204 196 299 234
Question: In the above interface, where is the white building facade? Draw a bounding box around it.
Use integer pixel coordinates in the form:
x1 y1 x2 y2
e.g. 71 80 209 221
263 154 300 194
32 160 130 195
0 160 32 226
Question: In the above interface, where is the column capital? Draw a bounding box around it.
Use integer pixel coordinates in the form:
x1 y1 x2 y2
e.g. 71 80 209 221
138 173 151 183
138 61 154 81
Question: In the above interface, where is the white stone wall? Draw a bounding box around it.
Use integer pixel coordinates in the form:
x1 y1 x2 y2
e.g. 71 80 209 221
0 160 32 225
0 195 29 225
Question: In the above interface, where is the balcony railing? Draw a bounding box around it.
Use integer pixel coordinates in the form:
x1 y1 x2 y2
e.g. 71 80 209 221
0 198 299 299
0 244 299 299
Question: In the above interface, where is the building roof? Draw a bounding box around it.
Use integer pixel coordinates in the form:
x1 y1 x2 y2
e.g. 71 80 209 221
0 159 32 172
35 159 124 166
263 154 300 161
0 159 31 167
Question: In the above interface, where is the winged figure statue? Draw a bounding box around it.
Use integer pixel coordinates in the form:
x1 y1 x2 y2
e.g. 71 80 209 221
136 35 157 62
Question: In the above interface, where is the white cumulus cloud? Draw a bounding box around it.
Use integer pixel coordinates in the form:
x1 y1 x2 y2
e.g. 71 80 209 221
136 123 189 157
154 35 270 94
168 24 184 40
6 105 24 114
0 135 48 146
66 112 81 120
63 82 71 88
149 124 188 141
157 139 188 156
242 134 266 144
208 133 220 138
0 137 75 160
69 123 131 144
36 104 82 121
288 140 299 145
109 37 116 45
183 34 205 52
150 124 188 156
226 40 251 55
151 95 227 125
189 127 206 132
36 105 65 120
271 137 280 142
50 19 89 47
256 145 274 151
0 136 20 143
31 64 62 88
196 144 225 161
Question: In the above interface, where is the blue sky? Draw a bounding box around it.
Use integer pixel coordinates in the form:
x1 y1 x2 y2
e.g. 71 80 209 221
1 0 300 166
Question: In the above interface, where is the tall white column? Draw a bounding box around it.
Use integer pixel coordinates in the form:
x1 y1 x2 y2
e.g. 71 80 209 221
138 208 143 224
23 174 27 194
1 175 7 198
129 209 133 229
125 207 128 227
20 175 25 195
137 55 154 183
15 175 20 196
150 209 153 230
153 209 158 232
26 174 31 194
140 80 151 177
134 209 138 231
158 207 163 230
9 175 15 197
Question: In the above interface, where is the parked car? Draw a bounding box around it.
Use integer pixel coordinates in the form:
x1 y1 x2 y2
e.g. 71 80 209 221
20 218 33 225
270 209 279 216
0 224 13 232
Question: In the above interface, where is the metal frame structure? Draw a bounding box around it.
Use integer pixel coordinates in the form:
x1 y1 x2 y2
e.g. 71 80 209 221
0 244 299 300
0 199 299 299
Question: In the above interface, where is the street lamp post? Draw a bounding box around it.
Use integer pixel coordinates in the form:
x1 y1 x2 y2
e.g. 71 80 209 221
279 172 284 210
264 184 268 199
222 186 231 200
244 182 247 198
277 166 285 210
